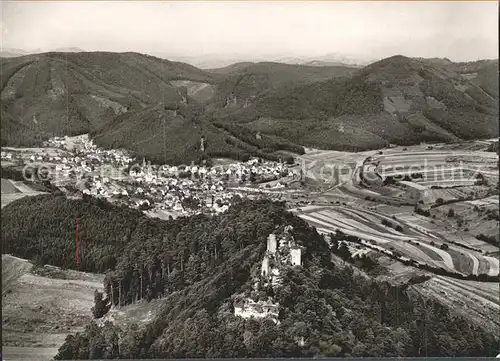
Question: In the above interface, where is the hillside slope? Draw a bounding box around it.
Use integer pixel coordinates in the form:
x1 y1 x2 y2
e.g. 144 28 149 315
206 61 256 74
92 102 303 164
1 52 305 163
2 53 497 161
91 61 354 163
0 52 213 147
218 56 498 151
209 61 356 109
2 254 104 361
1 195 498 358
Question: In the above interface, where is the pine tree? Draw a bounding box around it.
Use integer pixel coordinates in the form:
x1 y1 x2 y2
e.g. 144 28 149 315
91 289 111 319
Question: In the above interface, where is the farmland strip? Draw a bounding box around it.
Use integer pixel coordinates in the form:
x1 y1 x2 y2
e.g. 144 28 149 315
312 211 356 230
435 276 500 305
412 243 442 262
300 214 393 244
294 205 331 214
433 277 499 309
338 208 406 236
484 256 500 276
299 214 341 231
385 241 438 267
418 242 455 271
318 210 415 242
477 257 491 275
447 248 474 275
431 280 498 310
468 252 480 275
317 210 371 231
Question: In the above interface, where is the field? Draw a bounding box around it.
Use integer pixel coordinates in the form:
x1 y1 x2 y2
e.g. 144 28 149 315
2 178 20 194
412 276 500 331
373 148 497 189
1 256 180 361
2 255 105 361
296 200 500 333
1 346 63 361
298 144 500 266
425 185 490 204
372 252 499 329
294 203 499 277
426 198 499 253
295 144 495 207
1 178 47 208
294 141 500 277
374 149 498 170
293 189 499 331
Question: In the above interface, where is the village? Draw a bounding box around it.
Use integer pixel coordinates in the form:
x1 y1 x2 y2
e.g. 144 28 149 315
1 135 298 219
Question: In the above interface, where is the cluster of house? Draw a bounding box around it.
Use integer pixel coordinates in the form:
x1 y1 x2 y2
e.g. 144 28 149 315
106 155 294 216
119 170 239 216
134 157 294 184
233 225 303 324
44 136 68 148
2 149 67 165
78 175 128 198
1 151 13 161
1 134 296 218
5 135 295 218
45 136 135 169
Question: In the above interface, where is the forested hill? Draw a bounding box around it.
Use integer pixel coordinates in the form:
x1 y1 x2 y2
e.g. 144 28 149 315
0 52 210 147
0 51 305 163
1 194 301 274
2 195 499 358
217 56 499 151
3 52 498 164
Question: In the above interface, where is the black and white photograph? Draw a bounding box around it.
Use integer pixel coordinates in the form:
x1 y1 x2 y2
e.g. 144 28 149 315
0 1 499 360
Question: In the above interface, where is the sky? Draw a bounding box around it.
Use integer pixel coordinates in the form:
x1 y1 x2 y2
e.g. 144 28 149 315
1 1 498 65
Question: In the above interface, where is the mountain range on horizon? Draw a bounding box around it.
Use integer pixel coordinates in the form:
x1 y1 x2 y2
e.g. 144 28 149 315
3 46 498 69
162 52 378 69
1 50 498 164
0 47 378 68
4 46 491 69
0 47 86 58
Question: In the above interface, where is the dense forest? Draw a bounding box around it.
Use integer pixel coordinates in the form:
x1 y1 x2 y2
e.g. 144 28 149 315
211 120 305 156
56 269 499 359
2 195 317 304
1 195 499 358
